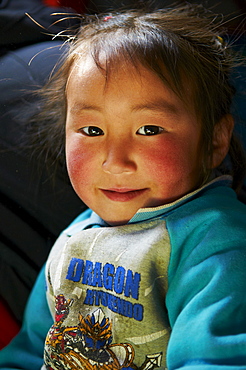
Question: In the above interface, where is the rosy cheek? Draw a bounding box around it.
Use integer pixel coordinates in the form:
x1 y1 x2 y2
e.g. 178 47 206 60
142 139 191 186
66 143 93 187
144 139 181 170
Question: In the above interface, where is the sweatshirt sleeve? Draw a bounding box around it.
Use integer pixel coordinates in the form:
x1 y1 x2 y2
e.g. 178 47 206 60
166 194 246 369
0 266 52 369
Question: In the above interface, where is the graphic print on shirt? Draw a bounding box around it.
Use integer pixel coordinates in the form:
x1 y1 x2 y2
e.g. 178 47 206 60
66 257 144 322
44 294 162 370
45 223 171 369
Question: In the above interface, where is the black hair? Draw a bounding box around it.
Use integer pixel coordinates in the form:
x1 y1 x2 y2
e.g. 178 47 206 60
29 4 246 191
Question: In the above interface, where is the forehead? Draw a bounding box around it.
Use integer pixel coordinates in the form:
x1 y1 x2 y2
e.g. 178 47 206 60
67 54 143 89
66 55 195 115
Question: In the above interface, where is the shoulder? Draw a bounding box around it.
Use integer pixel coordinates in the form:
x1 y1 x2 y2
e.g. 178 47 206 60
167 184 246 271
45 209 93 264
168 184 246 232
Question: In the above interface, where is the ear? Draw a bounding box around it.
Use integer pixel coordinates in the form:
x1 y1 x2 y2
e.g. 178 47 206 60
211 114 234 169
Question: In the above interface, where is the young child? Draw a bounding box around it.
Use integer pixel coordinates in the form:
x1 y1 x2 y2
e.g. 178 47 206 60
0 4 246 370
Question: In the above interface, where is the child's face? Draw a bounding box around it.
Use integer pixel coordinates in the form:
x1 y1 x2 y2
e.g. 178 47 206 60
66 57 203 225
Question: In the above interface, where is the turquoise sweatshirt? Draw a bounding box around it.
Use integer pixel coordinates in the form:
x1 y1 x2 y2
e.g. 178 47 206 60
0 177 246 370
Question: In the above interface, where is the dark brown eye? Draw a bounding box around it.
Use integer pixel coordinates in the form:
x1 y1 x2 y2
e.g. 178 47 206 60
80 126 104 136
137 125 164 135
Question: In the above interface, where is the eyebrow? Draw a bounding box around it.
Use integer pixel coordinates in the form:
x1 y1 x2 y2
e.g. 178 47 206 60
69 99 180 115
70 103 103 113
131 99 180 115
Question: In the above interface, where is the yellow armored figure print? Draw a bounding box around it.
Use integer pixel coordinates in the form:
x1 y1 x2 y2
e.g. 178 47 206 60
44 294 162 370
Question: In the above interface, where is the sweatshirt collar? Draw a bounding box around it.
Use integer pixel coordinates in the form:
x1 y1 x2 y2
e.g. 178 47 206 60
129 175 232 223
65 176 232 236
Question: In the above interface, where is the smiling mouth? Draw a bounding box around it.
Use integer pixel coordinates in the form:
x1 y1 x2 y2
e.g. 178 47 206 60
100 188 148 202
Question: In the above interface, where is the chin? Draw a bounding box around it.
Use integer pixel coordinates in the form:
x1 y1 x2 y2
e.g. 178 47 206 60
105 218 130 226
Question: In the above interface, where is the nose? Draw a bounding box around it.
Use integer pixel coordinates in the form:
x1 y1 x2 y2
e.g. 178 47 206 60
102 140 137 175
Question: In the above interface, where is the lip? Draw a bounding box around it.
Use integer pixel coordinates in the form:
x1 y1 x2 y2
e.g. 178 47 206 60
100 188 148 202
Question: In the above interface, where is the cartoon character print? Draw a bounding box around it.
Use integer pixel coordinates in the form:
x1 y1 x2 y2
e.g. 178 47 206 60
45 294 74 354
44 294 162 370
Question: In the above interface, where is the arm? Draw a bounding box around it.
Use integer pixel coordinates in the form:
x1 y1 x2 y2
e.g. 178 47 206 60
0 266 52 369
166 192 246 369
0 209 92 369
